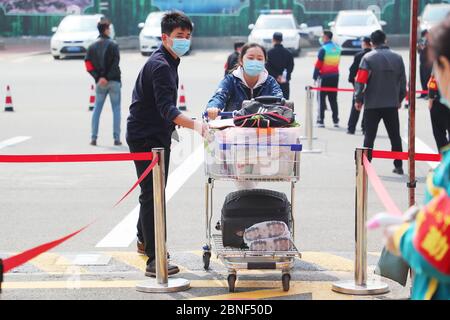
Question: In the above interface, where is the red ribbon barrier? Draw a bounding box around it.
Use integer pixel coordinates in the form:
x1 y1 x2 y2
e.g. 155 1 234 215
0 152 152 163
309 86 355 93
363 154 403 216
114 154 159 207
309 86 429 96
2 224 91 274
372 150 442 162
0 152 160 288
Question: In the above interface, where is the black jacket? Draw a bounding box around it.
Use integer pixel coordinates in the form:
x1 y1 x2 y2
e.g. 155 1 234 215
85 35 121 83
126 45 182 145
355 46 407 109
266 44 295 82
348 48 371 85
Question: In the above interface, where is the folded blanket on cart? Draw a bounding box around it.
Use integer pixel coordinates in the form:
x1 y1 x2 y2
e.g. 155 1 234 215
243 221 291 243
244 221 293 251
248 236 293 252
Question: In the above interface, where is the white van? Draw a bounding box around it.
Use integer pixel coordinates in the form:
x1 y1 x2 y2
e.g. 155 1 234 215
138 12 166 56
51 14 115 60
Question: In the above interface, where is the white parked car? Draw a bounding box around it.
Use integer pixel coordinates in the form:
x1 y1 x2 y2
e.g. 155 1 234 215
51 14 114 60
248 10 306 57
419 3 450 33
329 10 386 54
138 11 166 56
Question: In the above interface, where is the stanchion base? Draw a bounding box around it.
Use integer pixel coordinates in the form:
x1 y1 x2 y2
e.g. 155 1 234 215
302 149 322 154
332 281 389 295
136 278 190 293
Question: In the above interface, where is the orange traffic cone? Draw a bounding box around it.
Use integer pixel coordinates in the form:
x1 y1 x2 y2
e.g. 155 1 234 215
89 84 96 111
4 85 14 112
178 84 187 111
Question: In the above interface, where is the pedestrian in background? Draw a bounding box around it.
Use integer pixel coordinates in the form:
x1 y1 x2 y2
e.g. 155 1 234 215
418 30 432 99
126 12 207 277
266 32 295 99
347 36 372 135
224 42 245 75
85 19 122 146
384 18 450 299
313 30 341 128
354 30 406 175
428 74 450 152
206 43 283 119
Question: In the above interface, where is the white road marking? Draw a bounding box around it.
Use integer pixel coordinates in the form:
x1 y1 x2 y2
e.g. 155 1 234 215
96 144 204 248
401 132 439 169
12 56 33 64
0 136 32 150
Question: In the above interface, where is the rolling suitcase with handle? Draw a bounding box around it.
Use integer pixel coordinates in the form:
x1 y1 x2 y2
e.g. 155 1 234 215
221 189 291 248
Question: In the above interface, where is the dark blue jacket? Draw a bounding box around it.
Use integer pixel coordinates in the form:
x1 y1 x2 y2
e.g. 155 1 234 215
206 72 283 113
126 46 181 146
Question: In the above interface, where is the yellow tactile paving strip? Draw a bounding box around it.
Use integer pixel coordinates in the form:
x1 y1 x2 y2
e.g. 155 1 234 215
1 251 385 300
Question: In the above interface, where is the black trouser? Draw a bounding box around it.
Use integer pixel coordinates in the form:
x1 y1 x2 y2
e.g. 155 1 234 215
280 82 290 100
319 76 339 124
420 62 432 95
347 96 365 133
363 108 403 169
127 138 171 262
430 100 450 151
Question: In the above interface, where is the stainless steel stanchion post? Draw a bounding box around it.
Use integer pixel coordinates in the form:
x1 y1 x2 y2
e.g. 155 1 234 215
332 148 389 295
302 86 322 153
136 148 190 293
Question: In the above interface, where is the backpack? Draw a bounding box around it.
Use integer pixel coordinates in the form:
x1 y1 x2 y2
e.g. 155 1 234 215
233 96 295 128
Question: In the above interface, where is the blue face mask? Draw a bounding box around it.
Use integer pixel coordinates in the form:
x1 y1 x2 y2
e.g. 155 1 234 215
243 59 265 77
171 38 191 57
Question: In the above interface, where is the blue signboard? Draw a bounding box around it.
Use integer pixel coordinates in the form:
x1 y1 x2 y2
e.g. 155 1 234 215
153 0 249 15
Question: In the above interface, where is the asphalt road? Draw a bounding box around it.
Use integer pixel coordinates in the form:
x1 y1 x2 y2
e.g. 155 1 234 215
0 47 437 300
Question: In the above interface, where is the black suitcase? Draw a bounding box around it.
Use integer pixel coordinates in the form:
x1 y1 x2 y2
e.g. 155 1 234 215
221 189 291 248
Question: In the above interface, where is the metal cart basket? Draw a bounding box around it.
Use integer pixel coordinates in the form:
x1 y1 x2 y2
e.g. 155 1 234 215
202 125 302 292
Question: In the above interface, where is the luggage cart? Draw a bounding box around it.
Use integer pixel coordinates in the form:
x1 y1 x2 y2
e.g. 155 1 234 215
202 122 302 292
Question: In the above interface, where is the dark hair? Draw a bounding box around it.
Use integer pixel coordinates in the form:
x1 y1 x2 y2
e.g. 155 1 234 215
234 42 245 51
371 30 386 46
362 36 371 45
239 43 267 62
429 18 450 67
273 32 283 42
97 19 111 35
323 30 333 40
161 11 193 35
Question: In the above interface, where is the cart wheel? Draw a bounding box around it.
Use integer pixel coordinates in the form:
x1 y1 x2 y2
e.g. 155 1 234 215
282 274 291 292
227 274 237 293
203 252 211 270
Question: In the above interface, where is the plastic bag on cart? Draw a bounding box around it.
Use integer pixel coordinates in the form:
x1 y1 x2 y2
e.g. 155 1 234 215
248 236 293 252
243 221 291 243
205 127 301 179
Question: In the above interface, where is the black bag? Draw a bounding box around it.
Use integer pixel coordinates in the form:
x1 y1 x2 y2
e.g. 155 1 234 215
221 189 291 248
233 96 295 128
375 247 410 286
